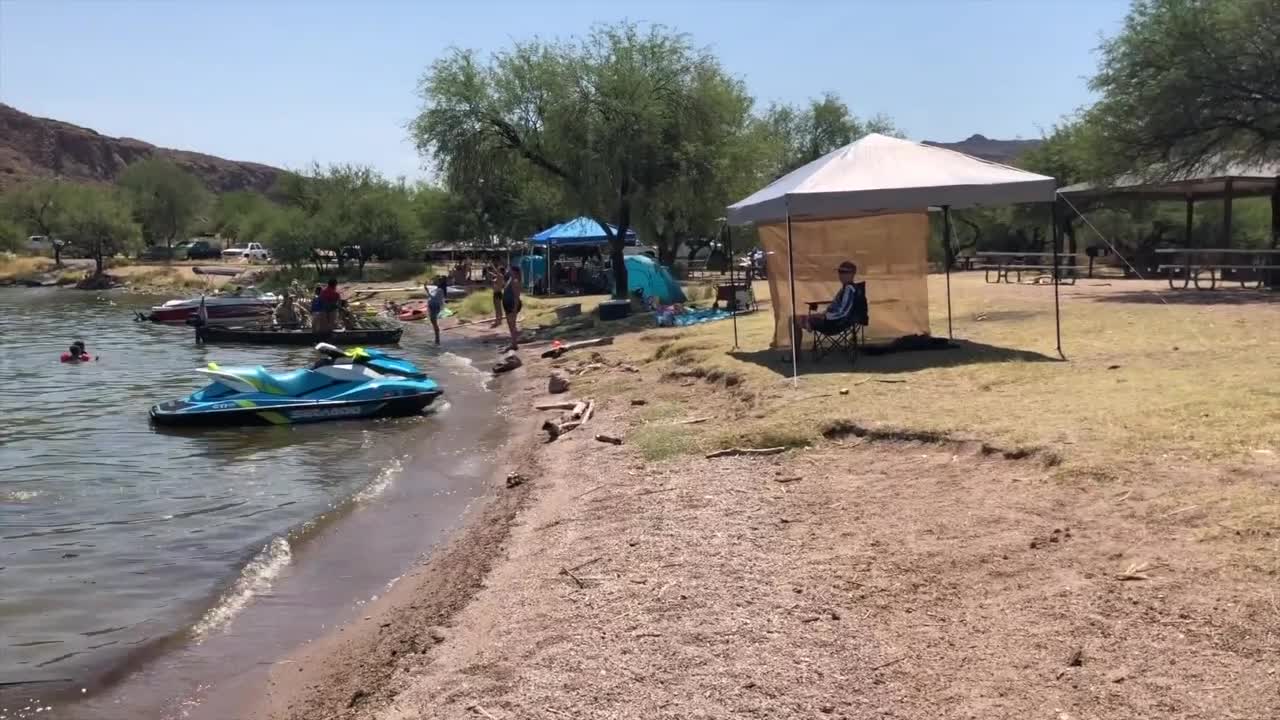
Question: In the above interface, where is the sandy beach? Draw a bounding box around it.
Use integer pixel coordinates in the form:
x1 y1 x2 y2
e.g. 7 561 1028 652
234 284 1280 720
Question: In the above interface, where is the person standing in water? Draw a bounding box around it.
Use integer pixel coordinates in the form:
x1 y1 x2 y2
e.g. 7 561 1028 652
502 266 522 351
427 275 447 345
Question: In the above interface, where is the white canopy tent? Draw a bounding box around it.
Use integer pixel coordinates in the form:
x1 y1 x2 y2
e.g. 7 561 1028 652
725 134 1060 377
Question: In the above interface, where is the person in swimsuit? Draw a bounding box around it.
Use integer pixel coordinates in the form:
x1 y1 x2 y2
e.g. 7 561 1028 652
490 262 506 328
61 340 93 362
502 266 522 351
427 276 447 345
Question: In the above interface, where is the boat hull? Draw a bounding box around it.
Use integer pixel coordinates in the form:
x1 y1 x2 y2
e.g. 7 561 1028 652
147 303 273 324
149 391 441 427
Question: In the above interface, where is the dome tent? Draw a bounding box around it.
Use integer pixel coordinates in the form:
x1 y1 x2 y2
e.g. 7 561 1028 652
620 255 685 305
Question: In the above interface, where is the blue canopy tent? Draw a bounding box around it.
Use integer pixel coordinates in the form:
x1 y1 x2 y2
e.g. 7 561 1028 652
525 217 638 293
529 217 638 247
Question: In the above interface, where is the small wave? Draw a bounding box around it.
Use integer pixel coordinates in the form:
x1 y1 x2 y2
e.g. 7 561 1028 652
190 537 291 641
353 458 402 503
0 489 42 502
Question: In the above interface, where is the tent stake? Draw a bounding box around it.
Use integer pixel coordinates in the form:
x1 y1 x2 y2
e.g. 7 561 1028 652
1051 197 1064 359
786 207 798 386
943 205 954 339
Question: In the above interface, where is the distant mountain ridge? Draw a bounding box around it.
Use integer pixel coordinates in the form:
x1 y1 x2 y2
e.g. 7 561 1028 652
923 134 1043 164
0 103 282 193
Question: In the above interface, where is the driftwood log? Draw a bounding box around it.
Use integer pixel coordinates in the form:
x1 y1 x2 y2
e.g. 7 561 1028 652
705 446 789 459
541 336 615 359
542 398 596 441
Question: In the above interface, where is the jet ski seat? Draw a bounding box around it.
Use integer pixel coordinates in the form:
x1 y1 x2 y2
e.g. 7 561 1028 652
240 367 334 396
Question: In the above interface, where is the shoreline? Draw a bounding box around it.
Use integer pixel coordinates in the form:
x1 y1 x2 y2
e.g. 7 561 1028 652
225 312 1280 720
236 337 545 720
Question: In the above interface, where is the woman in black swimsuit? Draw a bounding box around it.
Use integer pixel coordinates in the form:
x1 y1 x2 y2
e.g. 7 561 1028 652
502 266 522 351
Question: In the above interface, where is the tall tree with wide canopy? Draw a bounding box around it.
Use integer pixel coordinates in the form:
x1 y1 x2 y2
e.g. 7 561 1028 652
414 22 739 296
118 158 209 256
59 186 142 277
1089 0 1280 178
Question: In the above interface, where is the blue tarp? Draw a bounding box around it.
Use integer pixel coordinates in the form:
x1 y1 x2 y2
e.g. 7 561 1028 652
529 217 638 247
621 255 685 305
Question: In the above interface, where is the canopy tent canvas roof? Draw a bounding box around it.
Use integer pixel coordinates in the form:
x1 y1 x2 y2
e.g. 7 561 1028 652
725 133 1061 367
727 133 1057 224
1058 160 1280 201
528 217 638 247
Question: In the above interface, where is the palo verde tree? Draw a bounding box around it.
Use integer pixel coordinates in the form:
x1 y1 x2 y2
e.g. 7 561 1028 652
415 22 741 297
59 185 142 276
1 180 71 265
117 158 209 256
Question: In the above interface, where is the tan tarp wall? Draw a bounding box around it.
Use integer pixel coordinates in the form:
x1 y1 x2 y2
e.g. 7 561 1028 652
758 211 930 348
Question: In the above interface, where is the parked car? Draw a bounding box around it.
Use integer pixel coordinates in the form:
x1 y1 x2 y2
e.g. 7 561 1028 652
185 239 223 260
222 242 270 262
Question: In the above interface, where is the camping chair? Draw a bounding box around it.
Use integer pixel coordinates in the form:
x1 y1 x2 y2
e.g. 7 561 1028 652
804 281 868 363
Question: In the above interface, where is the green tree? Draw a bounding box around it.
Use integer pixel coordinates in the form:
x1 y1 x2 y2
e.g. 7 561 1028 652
1 180 70 265
762 93 902 177
345 187 418 276
118 158 209 256
0 217 22 253
414 22 741 296
633 64 771 267
59 186 142 276
209 191 271 240
1089 0 1280 178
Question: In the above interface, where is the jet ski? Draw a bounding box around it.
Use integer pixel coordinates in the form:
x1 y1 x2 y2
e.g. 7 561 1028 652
149 344 442 427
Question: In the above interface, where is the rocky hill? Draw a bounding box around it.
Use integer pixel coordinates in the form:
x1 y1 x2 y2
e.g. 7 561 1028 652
0 103 282 193
923 134 1043 164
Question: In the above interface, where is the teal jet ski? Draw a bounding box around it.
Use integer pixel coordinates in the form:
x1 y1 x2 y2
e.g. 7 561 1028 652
150 343 442 427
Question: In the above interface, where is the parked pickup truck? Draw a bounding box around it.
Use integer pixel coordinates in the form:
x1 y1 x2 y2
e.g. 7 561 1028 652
222 242 270 262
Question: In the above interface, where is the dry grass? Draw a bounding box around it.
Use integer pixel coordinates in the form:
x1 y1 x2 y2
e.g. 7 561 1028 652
0 254 55 282
569 273 1280 470
109 265 221 293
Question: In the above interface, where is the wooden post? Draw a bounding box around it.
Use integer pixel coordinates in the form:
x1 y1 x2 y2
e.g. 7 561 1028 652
1223 179 1234 248
1184 196 1195 246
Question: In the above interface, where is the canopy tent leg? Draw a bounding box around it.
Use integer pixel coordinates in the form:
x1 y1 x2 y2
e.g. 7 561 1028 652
726 222 739 350
943 205 954 339
1051 198 1064 360
786 207 798 386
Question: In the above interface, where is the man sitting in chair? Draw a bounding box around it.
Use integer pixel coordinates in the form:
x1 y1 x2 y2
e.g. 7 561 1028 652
799 261 861 333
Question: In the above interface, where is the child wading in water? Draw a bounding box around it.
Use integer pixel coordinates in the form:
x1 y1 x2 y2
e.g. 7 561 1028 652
427 276 447 344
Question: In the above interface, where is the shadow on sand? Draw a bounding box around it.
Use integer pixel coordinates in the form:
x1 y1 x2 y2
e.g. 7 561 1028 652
729 338 1062 376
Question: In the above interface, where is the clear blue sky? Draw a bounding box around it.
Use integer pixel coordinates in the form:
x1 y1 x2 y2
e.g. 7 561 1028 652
0 0 1129 181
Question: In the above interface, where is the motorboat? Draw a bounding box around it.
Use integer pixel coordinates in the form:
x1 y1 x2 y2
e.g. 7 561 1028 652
139 291 279 323
149 344 442 426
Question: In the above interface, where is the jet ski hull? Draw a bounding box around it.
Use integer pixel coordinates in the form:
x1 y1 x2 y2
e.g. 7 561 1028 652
150 390 442 427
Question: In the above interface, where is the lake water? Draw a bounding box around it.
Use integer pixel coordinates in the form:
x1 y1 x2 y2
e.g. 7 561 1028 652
0 288 504 718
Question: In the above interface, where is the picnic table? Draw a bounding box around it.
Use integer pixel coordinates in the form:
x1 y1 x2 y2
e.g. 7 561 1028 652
974 251 1082 285
1156 248 1280 290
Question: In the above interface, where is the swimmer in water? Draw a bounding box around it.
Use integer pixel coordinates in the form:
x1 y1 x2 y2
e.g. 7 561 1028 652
61 340 93 362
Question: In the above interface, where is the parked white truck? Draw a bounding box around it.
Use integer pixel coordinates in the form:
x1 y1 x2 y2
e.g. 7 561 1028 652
221 242 270 262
